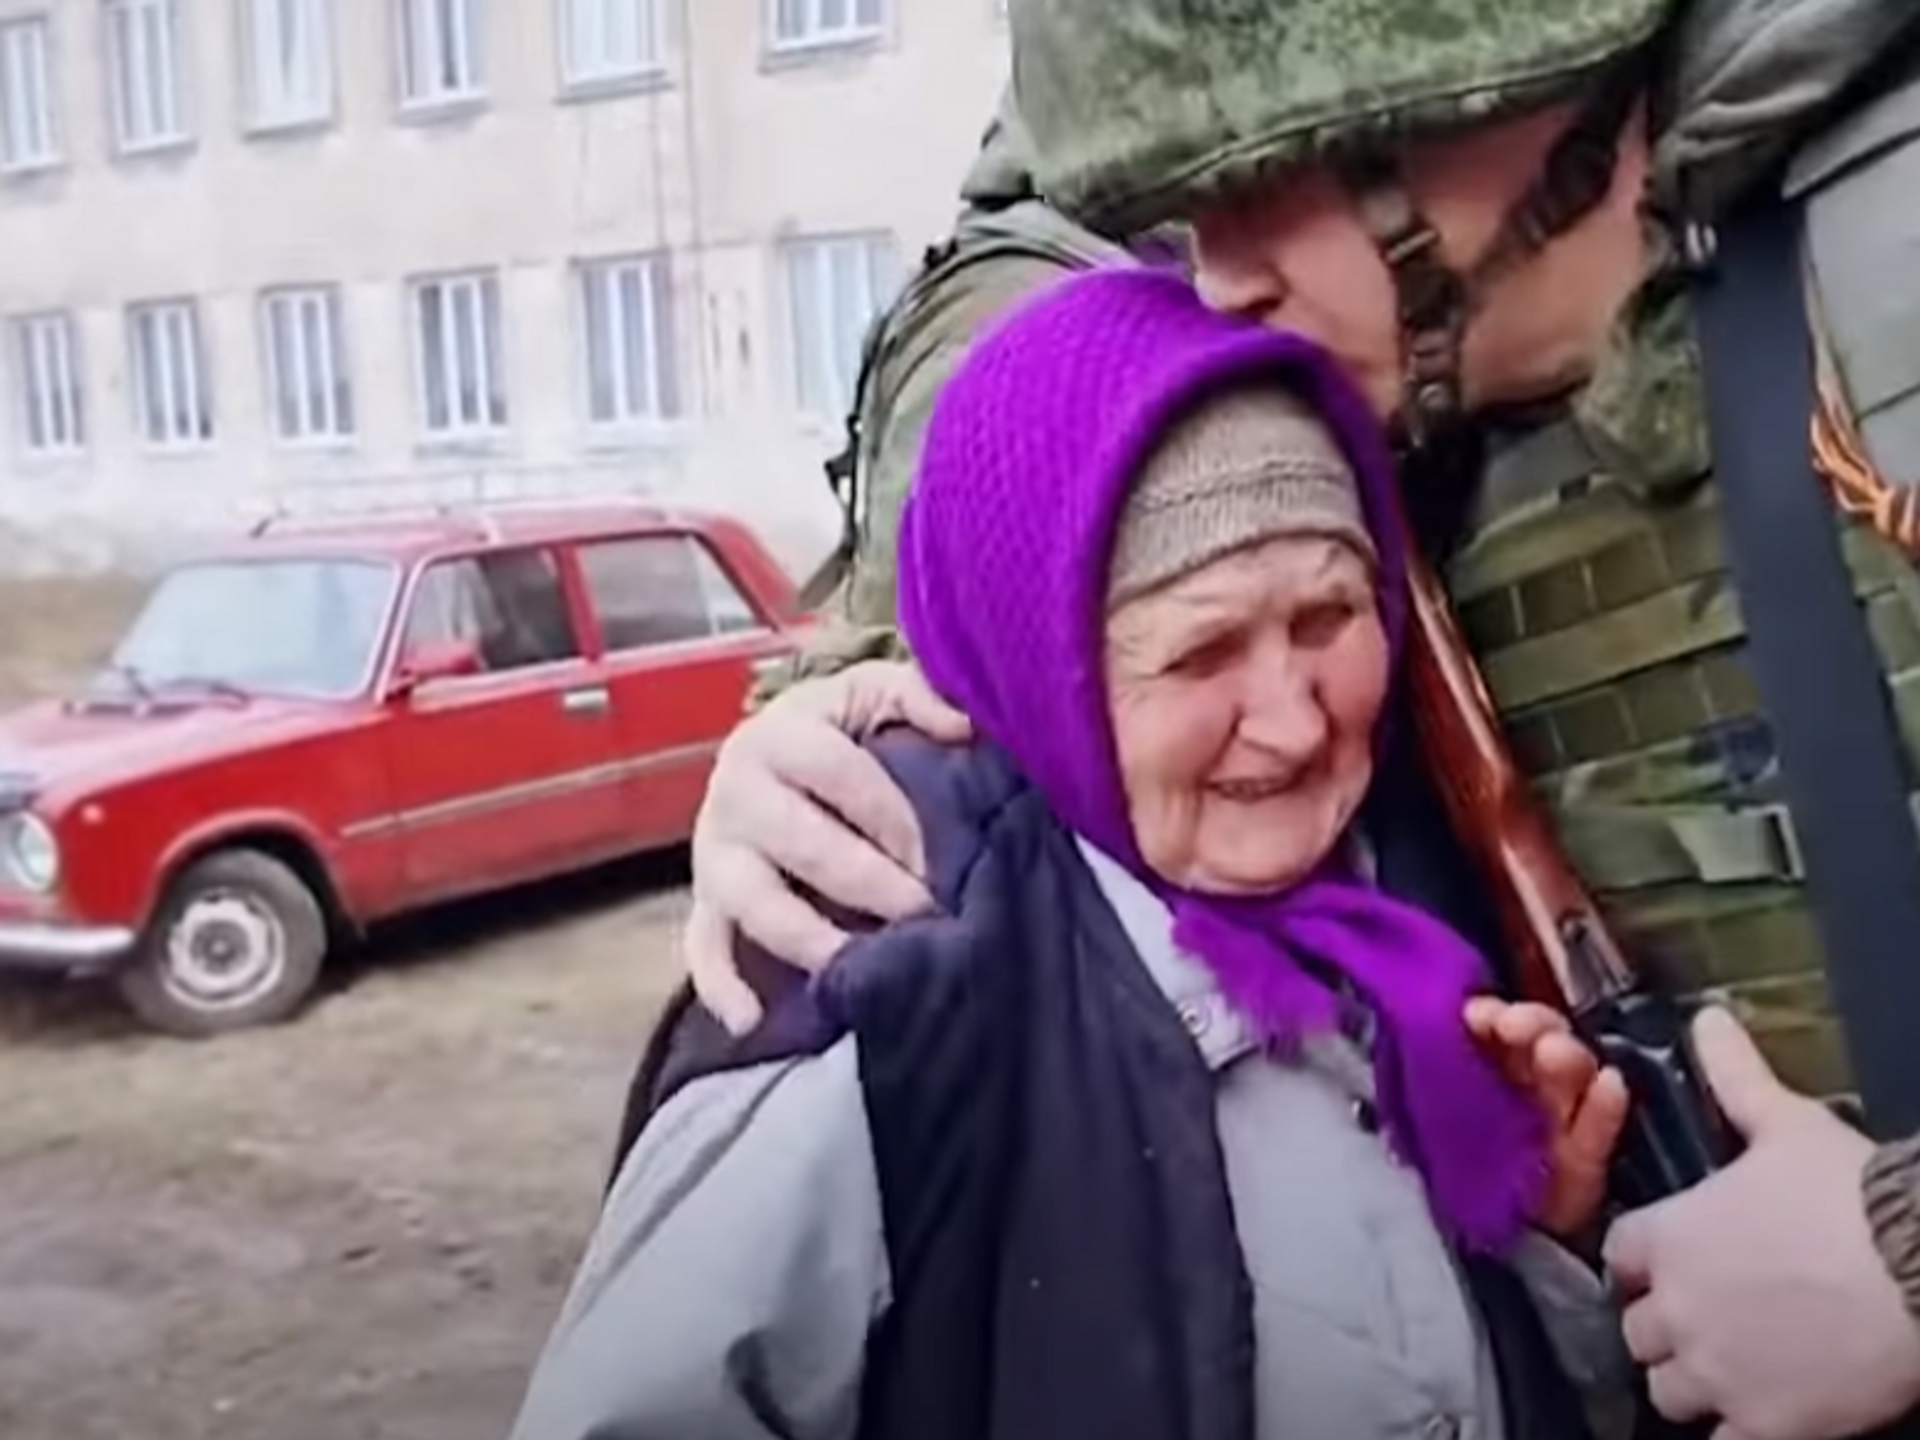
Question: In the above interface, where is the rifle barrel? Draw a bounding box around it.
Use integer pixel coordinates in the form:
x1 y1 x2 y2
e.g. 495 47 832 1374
1397 543 1639 1012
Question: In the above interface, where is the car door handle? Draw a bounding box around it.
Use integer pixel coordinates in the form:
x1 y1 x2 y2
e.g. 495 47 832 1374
561 685 611 715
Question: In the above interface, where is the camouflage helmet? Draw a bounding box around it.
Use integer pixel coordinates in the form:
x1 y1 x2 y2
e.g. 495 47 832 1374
1011 0 1680 446
1012 0 1676 234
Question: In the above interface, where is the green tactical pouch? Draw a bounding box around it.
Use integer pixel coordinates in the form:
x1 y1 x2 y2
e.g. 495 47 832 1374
1452 428 1920 1102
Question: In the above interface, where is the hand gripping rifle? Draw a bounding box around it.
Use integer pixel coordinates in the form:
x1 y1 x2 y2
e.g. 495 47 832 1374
1392 514 1739 1211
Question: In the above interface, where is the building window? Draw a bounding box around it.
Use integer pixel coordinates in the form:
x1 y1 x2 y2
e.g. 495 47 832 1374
0 17 58 170
410 271 506 438
577 255 678 429
9 313 83 454
780 233 894 419
241 0 334 129
398 0 482 107
769 0 882 51
128 300 213 447
105 0 187 151
560 0 662 88
261 287 352 442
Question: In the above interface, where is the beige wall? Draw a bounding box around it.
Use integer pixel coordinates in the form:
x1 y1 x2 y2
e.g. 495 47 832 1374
0 0 1010 577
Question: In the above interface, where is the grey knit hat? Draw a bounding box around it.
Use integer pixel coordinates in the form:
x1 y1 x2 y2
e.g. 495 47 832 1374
1106 383 1378 609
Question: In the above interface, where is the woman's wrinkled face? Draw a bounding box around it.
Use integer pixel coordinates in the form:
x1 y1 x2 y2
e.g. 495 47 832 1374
1104 534 1389 895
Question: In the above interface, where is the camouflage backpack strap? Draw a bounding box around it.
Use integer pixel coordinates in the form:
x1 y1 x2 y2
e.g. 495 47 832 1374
800 304 892 611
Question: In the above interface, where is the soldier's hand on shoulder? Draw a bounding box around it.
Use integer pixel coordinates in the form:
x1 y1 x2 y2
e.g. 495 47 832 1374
684 661 974 1033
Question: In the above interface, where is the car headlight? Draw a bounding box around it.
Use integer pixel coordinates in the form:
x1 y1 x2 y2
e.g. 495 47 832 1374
3 813 59 892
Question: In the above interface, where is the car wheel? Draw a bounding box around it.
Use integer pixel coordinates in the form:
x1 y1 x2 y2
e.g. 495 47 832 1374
118 849 328 1038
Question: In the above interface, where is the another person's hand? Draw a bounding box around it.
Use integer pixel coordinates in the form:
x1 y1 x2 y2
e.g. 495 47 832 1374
1603 1007 1920 1440
1464 998 1629 1241
684 660 974 1034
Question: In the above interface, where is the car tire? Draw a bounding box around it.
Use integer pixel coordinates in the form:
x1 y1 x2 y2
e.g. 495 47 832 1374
118 849 328 1038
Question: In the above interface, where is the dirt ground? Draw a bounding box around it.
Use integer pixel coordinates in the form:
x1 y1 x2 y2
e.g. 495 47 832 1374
0 576 693 1440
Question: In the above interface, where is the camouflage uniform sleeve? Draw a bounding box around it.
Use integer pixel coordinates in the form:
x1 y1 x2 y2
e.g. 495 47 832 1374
1865 1133 1920 1323
749 249 1078 710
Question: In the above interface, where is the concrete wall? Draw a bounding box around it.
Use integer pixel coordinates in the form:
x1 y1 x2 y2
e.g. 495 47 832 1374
0 0 1011 578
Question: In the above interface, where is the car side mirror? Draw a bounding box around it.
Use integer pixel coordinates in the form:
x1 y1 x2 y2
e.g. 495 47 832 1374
390 638 481 698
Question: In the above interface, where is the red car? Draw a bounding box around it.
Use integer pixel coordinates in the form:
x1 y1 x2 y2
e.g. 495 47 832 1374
0 500 815 1037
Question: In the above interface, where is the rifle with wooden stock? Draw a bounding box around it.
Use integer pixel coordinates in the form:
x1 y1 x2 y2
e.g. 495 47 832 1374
1393 523 1738 1211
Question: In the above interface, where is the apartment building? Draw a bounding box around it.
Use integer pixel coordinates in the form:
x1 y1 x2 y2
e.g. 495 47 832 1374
0 0 1012 576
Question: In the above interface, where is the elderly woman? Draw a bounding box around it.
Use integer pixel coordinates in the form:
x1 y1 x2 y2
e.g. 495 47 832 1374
510 270 1637 1440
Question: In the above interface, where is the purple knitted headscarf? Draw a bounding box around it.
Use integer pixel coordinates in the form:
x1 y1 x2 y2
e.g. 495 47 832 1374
897 268 1548 1256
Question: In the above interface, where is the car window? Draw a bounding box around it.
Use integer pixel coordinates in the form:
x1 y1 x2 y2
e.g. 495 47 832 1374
112 558 397 698
403 547 580 673
692 542 759 636
577 535 763 652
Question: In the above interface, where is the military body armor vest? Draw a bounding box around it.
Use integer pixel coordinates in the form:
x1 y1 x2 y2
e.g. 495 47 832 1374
1451 48 1920 1100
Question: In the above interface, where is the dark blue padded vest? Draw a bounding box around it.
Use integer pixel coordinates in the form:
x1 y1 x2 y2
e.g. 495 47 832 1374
616 723 1596 1440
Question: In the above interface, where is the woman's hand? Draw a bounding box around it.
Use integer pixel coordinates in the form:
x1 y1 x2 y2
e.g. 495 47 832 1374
1464 997 1631 1243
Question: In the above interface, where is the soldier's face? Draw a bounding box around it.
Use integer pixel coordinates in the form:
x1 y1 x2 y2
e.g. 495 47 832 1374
1190 101 1654 420
1452 107 1654 412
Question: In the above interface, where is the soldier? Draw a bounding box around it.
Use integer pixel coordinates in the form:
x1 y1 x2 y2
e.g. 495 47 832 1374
656 1 1920 1435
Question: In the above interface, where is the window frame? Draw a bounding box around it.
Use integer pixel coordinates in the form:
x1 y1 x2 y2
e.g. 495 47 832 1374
103 0 190 155
8 311 85 458
406 269 508 443
0 14 61 173
573 252 681 436
238 0 337 133
394 0 485 113
259 284 354 446
555 0 667 95
764 0 886 57
776 230 897 421
126 297 214 450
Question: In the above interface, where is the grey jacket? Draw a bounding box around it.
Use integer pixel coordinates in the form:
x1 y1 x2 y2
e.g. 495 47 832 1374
511 840 1634 1440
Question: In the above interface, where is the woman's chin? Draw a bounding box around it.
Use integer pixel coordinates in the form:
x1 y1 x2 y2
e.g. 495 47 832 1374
1180 829 1335 896
1138 791 1360 896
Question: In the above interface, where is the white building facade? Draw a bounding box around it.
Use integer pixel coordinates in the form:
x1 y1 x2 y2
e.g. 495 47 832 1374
0 0 1012 577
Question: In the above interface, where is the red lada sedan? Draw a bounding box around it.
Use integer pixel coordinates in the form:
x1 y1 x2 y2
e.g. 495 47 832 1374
0 500 815 1037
